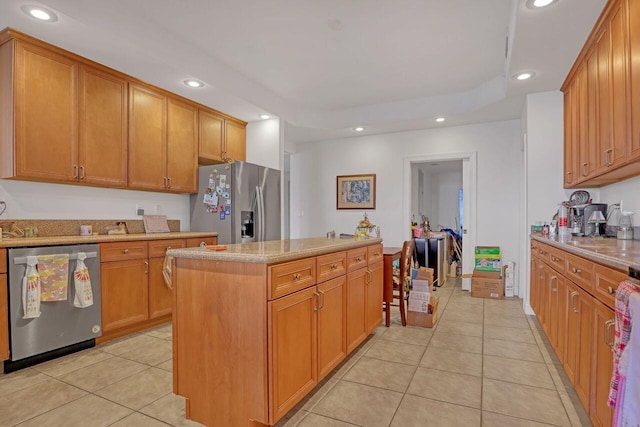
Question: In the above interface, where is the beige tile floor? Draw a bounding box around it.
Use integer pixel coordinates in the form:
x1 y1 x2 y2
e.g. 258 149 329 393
0 278 592 426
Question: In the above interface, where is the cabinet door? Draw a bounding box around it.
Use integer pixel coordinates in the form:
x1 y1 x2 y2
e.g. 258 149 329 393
596 27 612 173
225 119 246 162
563 85 577 187
166 97 197 193
148 257 172 319
607 0 628 170
579 49 598 180
590 300 614 427
575 285 594 409
198 109 225 164
317 276 347 380
185 236 218 248
78 65 128 187
629 0 640 160
268 286 317 422
346 268 368 353
565 282 580 385
539 266 549 334
530 256 539 314
548 273 567 363
0 273 8 361
366 262 384 334
14 41 78 182
128 83 167 191
100 259 149 332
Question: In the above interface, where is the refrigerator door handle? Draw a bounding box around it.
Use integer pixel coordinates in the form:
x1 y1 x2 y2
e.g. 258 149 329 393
257 186 266 241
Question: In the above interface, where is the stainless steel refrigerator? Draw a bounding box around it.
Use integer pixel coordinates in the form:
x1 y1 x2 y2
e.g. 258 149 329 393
190 161 281 244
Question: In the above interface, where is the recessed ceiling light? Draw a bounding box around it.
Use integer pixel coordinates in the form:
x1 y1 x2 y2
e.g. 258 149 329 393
526 0 558 9
21 5 58 22
514 71 535 81
184 79 204 88
354 127 364 132
435 117 446 123
259 114 271 120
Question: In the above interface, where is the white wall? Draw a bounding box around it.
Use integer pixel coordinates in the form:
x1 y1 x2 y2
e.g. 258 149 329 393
0 179 190 229
599 174 640 217
246 118 281 170
290 120 523 270
429 170 462 230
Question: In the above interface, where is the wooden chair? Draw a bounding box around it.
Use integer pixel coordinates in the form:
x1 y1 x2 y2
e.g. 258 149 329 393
392 239 415 326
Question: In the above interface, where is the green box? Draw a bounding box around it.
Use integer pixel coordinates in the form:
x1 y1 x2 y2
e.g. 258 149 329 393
475 246 501 272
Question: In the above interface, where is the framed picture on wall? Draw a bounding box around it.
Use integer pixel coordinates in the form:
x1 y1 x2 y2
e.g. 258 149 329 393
336 174 376 210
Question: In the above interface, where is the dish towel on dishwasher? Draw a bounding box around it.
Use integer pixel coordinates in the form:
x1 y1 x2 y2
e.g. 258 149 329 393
73 252 93 308
37 254 70 301
22 256 41 318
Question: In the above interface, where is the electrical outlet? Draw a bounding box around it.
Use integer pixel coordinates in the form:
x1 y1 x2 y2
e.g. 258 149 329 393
136 204 144 216
155 204 162 214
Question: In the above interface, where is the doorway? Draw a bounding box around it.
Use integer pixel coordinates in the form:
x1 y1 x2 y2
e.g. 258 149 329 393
404 152 477 291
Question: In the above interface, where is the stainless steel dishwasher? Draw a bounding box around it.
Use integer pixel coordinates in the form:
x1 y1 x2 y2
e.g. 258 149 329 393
6 243 101 372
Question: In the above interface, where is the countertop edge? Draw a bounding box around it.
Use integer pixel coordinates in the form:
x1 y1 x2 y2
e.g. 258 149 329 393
530 235 637 272
0 232 218 248
167 237 384 264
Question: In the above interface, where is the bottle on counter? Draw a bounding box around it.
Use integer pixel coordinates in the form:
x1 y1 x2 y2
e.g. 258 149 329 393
558 205 571 239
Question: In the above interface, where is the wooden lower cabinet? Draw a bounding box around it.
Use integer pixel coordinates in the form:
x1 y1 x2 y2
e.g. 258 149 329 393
531 239 622 423
100 258 149 332
317 276 347 379
591 300 615 427
346 268 368 353
269 286 318 422
366 260 384 333
173 242 380 426
0 247 8 360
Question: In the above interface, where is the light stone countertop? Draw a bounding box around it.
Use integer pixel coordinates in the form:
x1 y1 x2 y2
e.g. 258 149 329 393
0 232 217 248
167 236 384 264
531 235 640 273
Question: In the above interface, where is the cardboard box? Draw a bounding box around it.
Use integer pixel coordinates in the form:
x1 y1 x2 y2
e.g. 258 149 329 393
471 270 504 299
416 267 434 281
407 295 439 327
408 290 431 311
474 246 501 272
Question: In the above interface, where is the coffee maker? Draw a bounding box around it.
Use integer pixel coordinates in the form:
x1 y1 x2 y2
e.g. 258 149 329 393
584 203 608 237
570 203 608 236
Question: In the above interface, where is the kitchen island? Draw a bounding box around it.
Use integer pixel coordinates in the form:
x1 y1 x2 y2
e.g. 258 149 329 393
167 237 383 427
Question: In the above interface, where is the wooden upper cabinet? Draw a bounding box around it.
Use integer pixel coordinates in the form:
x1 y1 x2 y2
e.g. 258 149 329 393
580 50 598 181
629 0 640 160
198 109 225 164
79 65 128 187
166 97 197 193
225 118 246 162
563 82 578 187
596 27 612 174
128 83 167 191
13 40 78 182
606 0 628 170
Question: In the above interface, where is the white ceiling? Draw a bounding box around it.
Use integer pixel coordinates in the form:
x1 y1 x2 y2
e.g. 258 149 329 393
0 0 607 144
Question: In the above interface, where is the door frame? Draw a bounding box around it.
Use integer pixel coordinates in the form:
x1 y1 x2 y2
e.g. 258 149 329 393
403 152 477 291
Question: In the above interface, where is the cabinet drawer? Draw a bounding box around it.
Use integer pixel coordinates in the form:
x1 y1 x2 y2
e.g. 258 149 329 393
100 241 148 262
367 244 383 265
317 251 347 283
149 239 186 258
547 246 566 274
346 248 368 272
565 253 594 292
0 249 5 274
594 264 629 309
268 258 316 300
185 236 217 248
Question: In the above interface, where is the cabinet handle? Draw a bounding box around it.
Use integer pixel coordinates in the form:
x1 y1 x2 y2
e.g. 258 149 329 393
318 290 325 310
604 319 615 349
608 286 615 295
571 267 581 274
356 256 363 262
292 273 302 280
167 246 172 251
581 163 588 177
167 177 172 188
144 260 149 274
551 256 557 262
330 263 338 270
73 164 79 180
550 276 557 292
123 249 129 254
605 148 613 167
366 268 372 284
566 171 572 183
80 165 86 180
570 291 579 313
313 291 320 312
